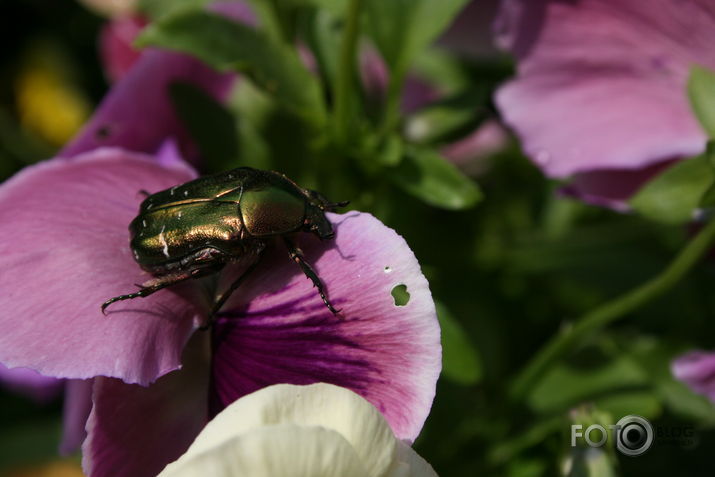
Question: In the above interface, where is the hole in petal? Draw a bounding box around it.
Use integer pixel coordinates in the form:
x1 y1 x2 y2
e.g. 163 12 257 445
391 284 410 306
384 266 392 273
96 125 112 139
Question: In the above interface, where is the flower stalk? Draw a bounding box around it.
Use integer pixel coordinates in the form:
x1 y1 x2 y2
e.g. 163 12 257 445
511 218 715 400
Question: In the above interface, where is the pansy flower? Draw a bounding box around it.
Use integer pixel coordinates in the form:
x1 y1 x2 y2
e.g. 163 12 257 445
0 147 441 477
672 351 715 403
494 0 715 208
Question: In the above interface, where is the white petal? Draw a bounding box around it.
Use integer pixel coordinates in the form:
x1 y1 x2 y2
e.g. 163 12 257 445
176 383 397 477
158 424 370 477
387 440 439 477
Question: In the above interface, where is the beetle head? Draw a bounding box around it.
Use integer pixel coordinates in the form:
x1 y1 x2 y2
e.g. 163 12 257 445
305 190 349 240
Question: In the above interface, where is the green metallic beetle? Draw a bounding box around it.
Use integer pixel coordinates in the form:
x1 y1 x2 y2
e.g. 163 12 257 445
101 167 347 320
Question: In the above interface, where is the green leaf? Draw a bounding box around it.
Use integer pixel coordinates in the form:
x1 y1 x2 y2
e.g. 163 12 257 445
594 391 662 420
630 154 714 224
688 65 715 138
138 0 212 19
303 9 343 88
527 357 649 414
257 0 348 12
170 82 239 172
364 0 469 72
138 11 326 125
390 147 482 209
436 301 482 386
404 91 486 145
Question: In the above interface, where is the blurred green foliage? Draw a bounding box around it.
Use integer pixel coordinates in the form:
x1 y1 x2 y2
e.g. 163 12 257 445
2 1 715 477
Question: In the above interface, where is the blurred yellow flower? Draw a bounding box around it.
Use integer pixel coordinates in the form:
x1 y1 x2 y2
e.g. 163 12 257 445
5 460 85 477
15 53 90 147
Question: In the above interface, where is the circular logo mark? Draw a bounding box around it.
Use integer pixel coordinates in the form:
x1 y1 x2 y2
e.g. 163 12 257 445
615 415 653 456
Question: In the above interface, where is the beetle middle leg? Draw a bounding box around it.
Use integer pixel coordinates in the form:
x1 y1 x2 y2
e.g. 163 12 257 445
205 248 266 328
283 237 340 315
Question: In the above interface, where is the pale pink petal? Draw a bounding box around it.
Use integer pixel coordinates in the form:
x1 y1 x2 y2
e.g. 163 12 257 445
83 335 210 477
0 364 63 403
0 148 199 385
60 50 234 159
441 119 509 172
99 15 147 83
60 379 94 455
672 351 715 402
155 138 187 169
494 0 715 178
211 212 441 442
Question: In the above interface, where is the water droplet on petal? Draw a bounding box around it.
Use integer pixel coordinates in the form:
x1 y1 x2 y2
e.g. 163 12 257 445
535 149 551 165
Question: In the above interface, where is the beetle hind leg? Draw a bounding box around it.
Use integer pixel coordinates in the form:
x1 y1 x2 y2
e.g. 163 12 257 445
101 271 196 314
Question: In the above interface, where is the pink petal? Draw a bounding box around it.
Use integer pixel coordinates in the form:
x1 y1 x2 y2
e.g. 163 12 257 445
494 0 714 178
83 335 210 477
60 50 234 159
210 212 441 442
672 351 715 402
60 379 94 454
0 364 63 403
559 160 676 211
0 148 199 385
99 15 147 83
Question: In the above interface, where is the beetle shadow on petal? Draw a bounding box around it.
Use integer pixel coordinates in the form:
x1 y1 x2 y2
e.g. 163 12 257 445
322 211 362 261
215 237 336 319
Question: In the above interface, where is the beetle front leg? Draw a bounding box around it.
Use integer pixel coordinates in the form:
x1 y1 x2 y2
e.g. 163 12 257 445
101 271 196 314
283 237 341 315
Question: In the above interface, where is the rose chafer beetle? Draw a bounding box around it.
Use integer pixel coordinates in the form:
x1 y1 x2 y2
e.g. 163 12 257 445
102 167 348 321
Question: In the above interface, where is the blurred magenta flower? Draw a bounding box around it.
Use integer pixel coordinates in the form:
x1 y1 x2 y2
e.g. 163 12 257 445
0 364 63 403
672 351 715 402
60 47 234 161
99 14 147 83
0 148 441 477
495 0 714 207
65 1 255 161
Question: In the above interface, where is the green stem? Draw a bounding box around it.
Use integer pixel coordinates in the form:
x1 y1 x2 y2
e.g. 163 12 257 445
333 0 362 146
379 60 408 138
511 219 715 400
